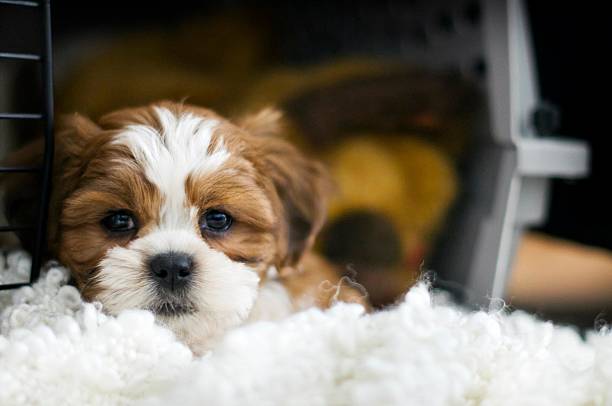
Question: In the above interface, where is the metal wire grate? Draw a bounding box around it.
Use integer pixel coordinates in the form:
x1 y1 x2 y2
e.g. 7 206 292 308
0 0 54 290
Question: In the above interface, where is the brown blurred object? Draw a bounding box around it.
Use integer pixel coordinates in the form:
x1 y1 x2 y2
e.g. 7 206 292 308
243 59 481 159
319 136 458 307
318 210 416 307
57 10 274 119
508 232 612 312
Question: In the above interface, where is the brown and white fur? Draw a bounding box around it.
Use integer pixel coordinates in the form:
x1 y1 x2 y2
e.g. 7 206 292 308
17 101 365 354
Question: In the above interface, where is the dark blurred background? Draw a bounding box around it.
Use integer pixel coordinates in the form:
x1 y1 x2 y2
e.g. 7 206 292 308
528 2 611 251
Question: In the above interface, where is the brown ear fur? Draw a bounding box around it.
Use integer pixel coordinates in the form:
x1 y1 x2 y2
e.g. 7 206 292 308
53 113 102 193
47 113 103 251
238 108 284 137
57 113 102 157
241 108 333 268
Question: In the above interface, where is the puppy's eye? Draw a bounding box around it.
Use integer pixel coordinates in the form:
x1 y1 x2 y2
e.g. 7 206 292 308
200 210 233 233
101 211 137 233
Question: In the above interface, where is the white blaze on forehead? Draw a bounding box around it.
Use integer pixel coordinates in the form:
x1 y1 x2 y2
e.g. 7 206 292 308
113 107 230 229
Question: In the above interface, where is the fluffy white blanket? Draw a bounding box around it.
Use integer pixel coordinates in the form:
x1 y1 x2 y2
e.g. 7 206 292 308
1 252 612 406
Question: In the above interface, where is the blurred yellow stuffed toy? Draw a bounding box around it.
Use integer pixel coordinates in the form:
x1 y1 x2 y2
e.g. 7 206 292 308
319 135 458 306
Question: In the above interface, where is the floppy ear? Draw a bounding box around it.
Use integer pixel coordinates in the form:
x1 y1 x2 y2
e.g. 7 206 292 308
46 114 102 248
56 113 101 167
240 108 333 268
54 113 102 182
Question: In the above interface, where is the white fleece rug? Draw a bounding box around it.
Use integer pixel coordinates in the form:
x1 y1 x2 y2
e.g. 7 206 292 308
1 252 612 406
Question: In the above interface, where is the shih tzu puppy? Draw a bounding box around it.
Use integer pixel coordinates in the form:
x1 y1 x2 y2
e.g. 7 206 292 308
3 101 365 354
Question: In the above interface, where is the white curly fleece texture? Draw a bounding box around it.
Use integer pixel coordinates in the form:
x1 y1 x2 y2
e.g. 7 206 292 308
1 252 612 406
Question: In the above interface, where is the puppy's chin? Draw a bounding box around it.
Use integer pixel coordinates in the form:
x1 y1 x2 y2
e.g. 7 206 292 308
94 229 260 352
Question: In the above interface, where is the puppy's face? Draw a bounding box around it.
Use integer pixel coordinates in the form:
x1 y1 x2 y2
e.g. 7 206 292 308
53 102 330 349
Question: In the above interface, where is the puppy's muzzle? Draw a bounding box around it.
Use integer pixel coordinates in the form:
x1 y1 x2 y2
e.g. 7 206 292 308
149 251 194 292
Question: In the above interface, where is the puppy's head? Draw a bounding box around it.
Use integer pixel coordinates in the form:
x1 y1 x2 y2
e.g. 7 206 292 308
54 102 330 349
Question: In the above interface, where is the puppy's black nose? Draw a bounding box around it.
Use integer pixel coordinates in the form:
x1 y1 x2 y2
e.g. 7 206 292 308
149 252 194 291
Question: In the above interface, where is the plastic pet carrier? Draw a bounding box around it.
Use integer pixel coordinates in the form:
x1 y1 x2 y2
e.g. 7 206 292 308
423 0 588 305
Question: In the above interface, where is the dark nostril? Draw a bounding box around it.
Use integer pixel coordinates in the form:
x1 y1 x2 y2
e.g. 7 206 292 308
149 252 194 291
174 256 193 280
